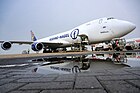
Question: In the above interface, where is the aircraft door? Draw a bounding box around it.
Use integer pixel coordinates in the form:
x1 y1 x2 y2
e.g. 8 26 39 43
100 21 114 39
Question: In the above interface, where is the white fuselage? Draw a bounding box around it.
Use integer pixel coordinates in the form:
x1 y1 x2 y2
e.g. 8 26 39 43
36 17 136 48
0 17 136 52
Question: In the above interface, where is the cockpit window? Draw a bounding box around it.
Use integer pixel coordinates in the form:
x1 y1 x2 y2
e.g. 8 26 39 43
107 17 114 20
103 26 106 28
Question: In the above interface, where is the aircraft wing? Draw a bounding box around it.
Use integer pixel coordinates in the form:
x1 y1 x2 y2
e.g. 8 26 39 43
0 40 34 45
39 39 70 47
0 39 69 46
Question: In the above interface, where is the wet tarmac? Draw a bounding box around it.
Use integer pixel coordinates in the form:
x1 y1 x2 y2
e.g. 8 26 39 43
0 51 140 93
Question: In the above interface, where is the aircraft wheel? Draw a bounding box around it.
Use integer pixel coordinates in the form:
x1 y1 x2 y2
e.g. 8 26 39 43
43 49 47 53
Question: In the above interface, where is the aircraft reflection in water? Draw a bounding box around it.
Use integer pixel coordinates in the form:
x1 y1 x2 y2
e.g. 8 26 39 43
33 52 140 75
34 56 91 74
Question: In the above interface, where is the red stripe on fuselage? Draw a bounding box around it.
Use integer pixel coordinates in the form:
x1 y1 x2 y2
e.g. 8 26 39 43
135 39 140 42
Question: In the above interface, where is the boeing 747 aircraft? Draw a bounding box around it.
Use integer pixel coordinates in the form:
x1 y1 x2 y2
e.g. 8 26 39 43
0 17 136 53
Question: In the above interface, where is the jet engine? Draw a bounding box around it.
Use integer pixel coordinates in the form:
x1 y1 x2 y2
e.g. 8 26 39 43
31 42 43 51
1 41 12 50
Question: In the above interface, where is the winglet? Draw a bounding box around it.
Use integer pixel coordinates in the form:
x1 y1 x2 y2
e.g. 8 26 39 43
31 30 37 41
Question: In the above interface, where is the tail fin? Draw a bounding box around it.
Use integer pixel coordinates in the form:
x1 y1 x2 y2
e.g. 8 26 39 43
31 30 37 41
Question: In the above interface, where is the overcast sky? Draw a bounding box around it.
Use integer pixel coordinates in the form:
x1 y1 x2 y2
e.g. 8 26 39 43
0 0 140 54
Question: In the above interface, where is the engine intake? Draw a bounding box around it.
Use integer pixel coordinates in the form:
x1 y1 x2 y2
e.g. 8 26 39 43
1 42 12 50
31 42 43 51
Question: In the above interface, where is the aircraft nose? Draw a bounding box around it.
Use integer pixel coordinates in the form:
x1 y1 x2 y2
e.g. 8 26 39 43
126 22 136 31
112 20 136 38
123 21 136 33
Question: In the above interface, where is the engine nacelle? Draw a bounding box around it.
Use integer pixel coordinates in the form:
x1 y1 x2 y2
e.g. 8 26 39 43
31 42 43 51
1 41 12 50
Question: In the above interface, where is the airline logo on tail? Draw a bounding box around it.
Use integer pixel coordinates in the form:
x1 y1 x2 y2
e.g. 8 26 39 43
31 30 37 41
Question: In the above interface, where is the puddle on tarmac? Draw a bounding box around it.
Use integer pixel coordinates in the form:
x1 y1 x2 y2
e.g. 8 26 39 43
124 52 140 67
32 52 140 75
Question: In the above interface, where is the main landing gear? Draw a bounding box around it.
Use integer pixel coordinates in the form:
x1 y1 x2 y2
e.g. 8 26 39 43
43 48 57 53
